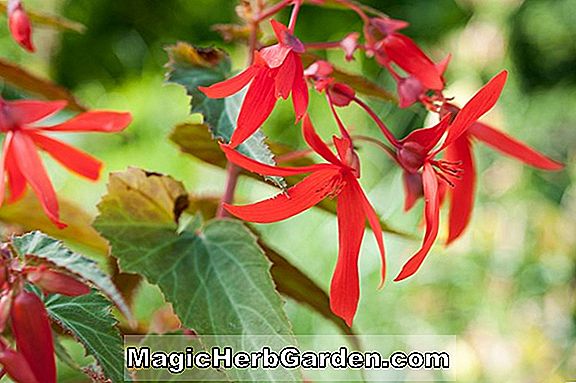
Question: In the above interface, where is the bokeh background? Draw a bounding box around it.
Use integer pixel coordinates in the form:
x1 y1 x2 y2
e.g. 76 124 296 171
1 0 575 382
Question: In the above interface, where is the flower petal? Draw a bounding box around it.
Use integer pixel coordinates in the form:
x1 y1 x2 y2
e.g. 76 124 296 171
29 132 102 181
445 136 475 244
5 135 27 203
275 52 296 99
224 169 342 223
395 162 440 281
10 291 56 383
383 34 444 90
40 111 132 133
330 181 366 327
302 115 341 165
230 69 277 147
0 349 40 383
11 132 65 228
291 55 309 121
352 178 386 287
401 114 451 154
6 100 67 125
221 143 336 176
199 65 259 99
0 132 14 206
470 122 563 170
402 171 423 211
440 71 508 151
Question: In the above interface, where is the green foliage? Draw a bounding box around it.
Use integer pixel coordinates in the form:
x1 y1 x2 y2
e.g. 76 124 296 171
94 168 301 381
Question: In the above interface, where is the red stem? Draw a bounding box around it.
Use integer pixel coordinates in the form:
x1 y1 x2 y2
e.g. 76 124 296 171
288 0 302 32
216 162 241 218
255 0 292 23
352 96 400 148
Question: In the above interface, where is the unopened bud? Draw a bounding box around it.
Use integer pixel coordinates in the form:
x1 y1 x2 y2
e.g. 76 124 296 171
26 267 91 297
0 292 12 332
328 83 356 107
0 348 40 383
7 0 35 52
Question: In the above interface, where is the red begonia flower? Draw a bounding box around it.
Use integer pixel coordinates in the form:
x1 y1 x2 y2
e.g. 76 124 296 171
0 98 132 228
7 0 34 52
366 17 444 91
394 71 508 281
221 115 385 326
200 20 309 148
442 106 563 244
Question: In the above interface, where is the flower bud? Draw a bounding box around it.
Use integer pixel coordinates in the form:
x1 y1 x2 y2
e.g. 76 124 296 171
25 267 91 296
328 83 356 107
7 0 34 52
0 348 40 383
10 290 56 383
0 292 12 332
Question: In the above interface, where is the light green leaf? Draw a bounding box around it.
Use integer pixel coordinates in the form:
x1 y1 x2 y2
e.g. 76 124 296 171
94 168 301 382
44 292 126 383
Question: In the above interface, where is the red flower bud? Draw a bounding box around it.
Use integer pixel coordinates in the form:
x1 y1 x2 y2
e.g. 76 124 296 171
328 83 356 107
25 267 91 296
0 293 12 332
10 291 56 383
0 348 40 383
7 0 34 52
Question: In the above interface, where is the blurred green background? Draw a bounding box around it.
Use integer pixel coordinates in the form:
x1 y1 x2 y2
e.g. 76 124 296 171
1 0 575 382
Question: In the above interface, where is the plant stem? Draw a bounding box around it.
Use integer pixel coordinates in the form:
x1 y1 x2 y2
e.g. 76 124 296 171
352 96 400 148
288 0 302 32
255 0 292 23
216 162 241 218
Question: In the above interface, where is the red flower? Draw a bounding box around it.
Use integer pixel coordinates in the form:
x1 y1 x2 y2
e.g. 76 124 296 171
442 106 563 244
0 98 132 228
366 17 444 92
7 0 34 52
200 20 308 148
395 71 508 281
395 55 450 108
221 115 385 326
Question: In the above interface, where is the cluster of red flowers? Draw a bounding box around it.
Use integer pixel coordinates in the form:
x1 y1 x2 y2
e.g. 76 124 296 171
0 245 91 383
201 0 563 326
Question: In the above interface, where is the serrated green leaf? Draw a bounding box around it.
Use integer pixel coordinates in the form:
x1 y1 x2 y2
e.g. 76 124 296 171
94 168 301 382
165 42 285 188
44 292 125 383
11 232 133 324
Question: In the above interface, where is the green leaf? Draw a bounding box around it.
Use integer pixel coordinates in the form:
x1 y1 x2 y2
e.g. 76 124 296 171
165 42 285 188
94 168 301 382
0 193 108 253
11 232 133 324
43 292 125 383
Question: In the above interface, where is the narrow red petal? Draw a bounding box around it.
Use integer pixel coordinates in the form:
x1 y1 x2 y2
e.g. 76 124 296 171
224 169 342 223
352 179 386 287
11 132 65 228
10 291 56 383
29 132 102 181
302 115 341 165
384 34 444 90
330 182 366 327
41 111 132 133
6 100 67 125
401 114 451 154
270 19 289 45
395 162 440 281
0 132 14 206
440 71 508 151
402 171 423 211
291 55 309 121
275 53 296 99
5 141 27 203
199 65 258 99
221 143 336 176
470 122 563 170
230 70 278 147
0 349 40 383
445 136 475 244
